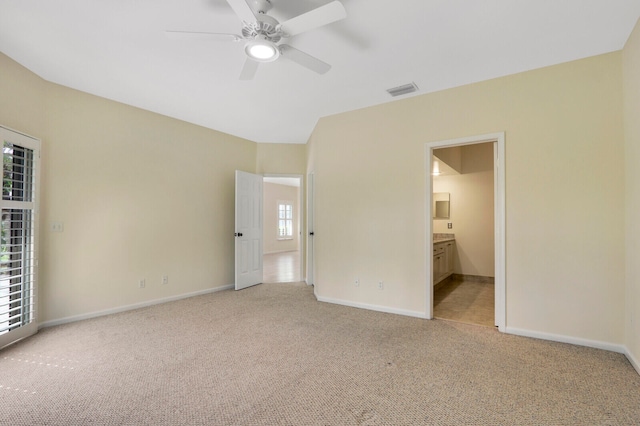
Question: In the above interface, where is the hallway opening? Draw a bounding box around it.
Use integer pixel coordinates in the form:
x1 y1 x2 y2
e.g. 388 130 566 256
262 176 302 283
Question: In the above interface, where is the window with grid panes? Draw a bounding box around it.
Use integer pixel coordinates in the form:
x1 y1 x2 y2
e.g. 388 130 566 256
277 202 293 239
0 126 39 349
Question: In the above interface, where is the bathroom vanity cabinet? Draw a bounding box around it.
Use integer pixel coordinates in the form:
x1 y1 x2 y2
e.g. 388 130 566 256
433 239 455 285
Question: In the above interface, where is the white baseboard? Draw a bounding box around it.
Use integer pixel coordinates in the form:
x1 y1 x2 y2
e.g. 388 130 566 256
316 295 428 319
505 326 626 354
38 284 234 329
625 347 640 376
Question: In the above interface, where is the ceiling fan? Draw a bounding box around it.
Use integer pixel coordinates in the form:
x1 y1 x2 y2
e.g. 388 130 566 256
166 0 347 80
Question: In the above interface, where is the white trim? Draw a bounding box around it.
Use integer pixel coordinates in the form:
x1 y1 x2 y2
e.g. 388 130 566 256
625 347 640 376
316 295 428 319
505 327 626 354
494 137 506 332
0 125 40 141
306 172 315 286
425 132 506 330
38 285 234 329
263 173 304 179
425 146 435 320
1 200 35 210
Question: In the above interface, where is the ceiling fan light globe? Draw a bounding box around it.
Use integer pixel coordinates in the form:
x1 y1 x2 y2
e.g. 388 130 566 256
245 38 280 62
250 44 276 59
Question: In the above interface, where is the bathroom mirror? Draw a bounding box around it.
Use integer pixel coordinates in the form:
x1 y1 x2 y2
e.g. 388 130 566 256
433 192 450 219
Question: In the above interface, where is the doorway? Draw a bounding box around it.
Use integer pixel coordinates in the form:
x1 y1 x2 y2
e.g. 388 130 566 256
425 133 506 331
262 175 302 283
432 143 495 327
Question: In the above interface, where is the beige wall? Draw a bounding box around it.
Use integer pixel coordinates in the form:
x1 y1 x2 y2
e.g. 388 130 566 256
256 143 306 175
623 18 640 369
0 53 46 140
263 182 300 254
308 52 625 344
40 83 257 323
433 143 494 277
1 52 259 323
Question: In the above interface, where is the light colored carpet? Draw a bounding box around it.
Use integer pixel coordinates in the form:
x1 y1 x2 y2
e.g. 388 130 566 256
1 282 639 425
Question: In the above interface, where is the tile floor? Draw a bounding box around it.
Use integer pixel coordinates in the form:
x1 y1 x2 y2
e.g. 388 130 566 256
263 250 301 283
434 279 495 327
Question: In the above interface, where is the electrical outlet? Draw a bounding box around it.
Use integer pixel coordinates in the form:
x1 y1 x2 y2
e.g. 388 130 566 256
354 278 359 287
447 222 452 229
162 275 168 285
51 222 64 232
138 279 146 289
378 281 384 290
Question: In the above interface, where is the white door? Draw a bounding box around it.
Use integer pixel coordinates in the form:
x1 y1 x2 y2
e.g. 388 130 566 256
235 171 263 290
306 173 314 285
0 126 40 350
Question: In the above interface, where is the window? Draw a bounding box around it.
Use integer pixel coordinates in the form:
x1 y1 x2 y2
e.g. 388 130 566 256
0 126 39 349
277 202 293 239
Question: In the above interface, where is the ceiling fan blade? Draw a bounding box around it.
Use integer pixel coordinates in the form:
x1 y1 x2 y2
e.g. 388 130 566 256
279 44 331 74
165 31 243 42
277 1 346 37
240 58 259 80
226 0 258 24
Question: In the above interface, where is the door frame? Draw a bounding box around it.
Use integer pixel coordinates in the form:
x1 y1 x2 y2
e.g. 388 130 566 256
425 132 506 331
306 172 314 286
263 173 304 283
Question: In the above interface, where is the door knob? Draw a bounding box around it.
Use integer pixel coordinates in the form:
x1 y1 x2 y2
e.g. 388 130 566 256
309 232 314 236
235 232 243 237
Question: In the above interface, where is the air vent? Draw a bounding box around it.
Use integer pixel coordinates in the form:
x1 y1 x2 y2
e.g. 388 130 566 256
386 82 419 97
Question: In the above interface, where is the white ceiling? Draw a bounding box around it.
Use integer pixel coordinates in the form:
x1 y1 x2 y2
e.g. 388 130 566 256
1 1 639 144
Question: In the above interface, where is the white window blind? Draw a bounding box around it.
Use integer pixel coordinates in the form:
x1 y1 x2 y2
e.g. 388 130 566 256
0 126 39 349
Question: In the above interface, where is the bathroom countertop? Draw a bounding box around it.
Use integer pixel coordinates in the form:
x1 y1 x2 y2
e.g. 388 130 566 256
433 237 455 244
433 233 455 244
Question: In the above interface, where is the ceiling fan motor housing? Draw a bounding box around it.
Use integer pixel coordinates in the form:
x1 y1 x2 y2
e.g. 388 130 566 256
242 14 281 43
